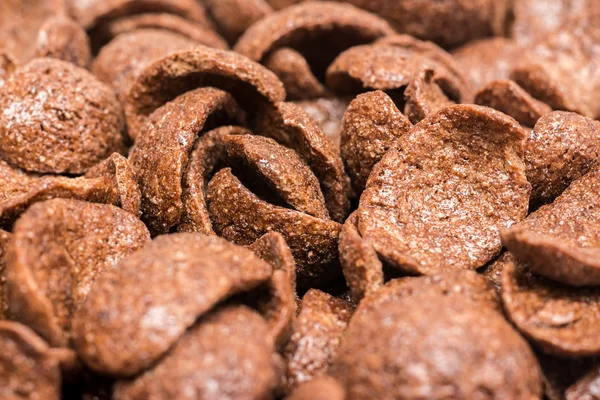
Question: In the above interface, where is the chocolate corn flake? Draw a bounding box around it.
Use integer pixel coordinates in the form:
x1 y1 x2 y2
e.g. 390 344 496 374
67 0 211 31
340 90 412 194
130 88 246 233
327 37 468 101
0 321 62 400
207 168 341 287
92 29 198 107
525 111 600 206
357 105 530 275
73 233 273 376
453 37 523 90
0 154 141 228
338 212 384 303
510 0 594 45
254 101 350 222
511 13 600 119
234 2 394 65
203 0 272 44
90 13 227 53
248 232 297 349
331 291 541 399
7 199 150 347
502 168 600 286
475 80 552 128
113 305 278 400
35 16 91 68
124 46 285 139
501 259 600 357
354 271 501 321
404 68 457 124
342 0 509 48
264 47 327 100
0 0 66 63
0 58 126 174
283 289 353 393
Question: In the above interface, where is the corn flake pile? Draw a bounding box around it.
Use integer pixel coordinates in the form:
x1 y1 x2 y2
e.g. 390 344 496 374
0 1 599 399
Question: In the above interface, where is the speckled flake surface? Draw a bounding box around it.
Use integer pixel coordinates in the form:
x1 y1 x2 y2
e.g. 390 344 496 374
2 2 600 399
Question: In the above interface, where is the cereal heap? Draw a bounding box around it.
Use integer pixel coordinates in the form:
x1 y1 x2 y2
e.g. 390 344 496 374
0 1 599 399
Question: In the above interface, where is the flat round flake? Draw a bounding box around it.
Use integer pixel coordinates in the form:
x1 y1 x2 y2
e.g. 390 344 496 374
73 233 273 377
0 321 62 400
330 288 541 400
0 153 141 228
0 58 126 174
357 105 530 275
501 259 600 357
502 168 600 286
113 305 278 400
7 199 150 348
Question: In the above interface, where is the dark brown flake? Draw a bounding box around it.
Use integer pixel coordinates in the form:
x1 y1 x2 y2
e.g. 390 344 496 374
475 80 552 128
92 29 200 105
404 68 457 124
525 111 600 206
113 305 278 400
207 168 341 287
357 105 530 274
7 199 150 347
511 13 600 119
283 289 353 393
203 0 272 44
0 321 62 400
453 37 523 90
0 58 126 174
35 16 91 68
73 233 273 376
0 153 141 228
340 90 412 194
502 168 600 286
330 290 541 399
124 46 285 139
248 232 297 349
501 259 600 357
338 212 383 303
67 0 211 31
